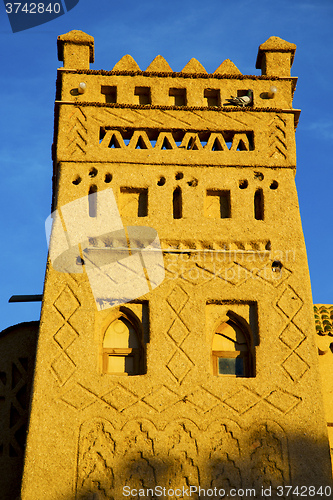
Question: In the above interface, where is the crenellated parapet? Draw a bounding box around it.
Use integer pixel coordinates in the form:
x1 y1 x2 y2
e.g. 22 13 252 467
54 31 300 173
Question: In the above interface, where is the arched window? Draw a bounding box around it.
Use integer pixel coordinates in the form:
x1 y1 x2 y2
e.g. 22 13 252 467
102 313 145 375
212 317 253 377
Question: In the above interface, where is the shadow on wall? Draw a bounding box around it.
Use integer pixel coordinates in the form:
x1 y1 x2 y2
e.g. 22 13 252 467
0 322 39 500
31 421 333 500
1 324 333 500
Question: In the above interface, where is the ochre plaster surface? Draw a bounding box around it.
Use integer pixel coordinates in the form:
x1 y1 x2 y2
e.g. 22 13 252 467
12 31 333 498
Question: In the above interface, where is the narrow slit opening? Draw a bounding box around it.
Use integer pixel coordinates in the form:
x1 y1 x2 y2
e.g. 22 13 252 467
254 188 264 220
89 185 98 218
173 187 182 219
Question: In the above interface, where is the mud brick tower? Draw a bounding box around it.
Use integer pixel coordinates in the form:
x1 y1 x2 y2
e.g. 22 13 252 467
21 31 332 499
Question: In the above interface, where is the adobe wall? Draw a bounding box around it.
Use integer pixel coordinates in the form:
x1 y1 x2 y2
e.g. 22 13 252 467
20 32 332 499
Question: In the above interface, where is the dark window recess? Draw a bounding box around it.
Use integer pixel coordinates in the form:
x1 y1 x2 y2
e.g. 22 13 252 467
120 188 148 217
204 89 220 107
88 185 98 218
206 190 231 219
101 86 117 103
134 87 151 105
173 187 182 219
254 188 264 220
169 88 187 106
157 176 166 186
137 191 148 217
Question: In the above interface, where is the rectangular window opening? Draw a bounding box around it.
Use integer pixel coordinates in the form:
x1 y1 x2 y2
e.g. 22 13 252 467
205 190 231 219
120 187 148 217
169 88 187 106
134 87 151 105
101 86 117 103
204 89 220 107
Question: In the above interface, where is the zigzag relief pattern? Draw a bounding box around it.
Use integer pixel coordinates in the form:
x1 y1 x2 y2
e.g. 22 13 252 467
99 128 254 152
66 107 88 156
163 253 291 289
92 105 257 136
164 286 194 384
268 114 287 159
76 417 290 499
60 380 301 417
274 286 309 382
50 285 81 386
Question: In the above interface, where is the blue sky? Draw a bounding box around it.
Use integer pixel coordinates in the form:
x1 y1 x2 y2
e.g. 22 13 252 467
1 0 333 332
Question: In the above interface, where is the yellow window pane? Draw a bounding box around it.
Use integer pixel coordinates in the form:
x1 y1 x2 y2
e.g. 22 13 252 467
107 355 134 374
103 318 139 348
107 355 125 373
213 321 248 351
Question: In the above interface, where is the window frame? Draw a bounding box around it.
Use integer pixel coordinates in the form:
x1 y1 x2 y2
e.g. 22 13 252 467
211 316 253 378
102 311 145 376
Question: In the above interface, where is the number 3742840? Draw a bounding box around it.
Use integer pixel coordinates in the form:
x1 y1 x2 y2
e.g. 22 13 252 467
277 485 332 496
5 3 61 14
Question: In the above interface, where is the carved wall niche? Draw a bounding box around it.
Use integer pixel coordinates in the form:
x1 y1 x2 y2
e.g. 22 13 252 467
75 417 290 500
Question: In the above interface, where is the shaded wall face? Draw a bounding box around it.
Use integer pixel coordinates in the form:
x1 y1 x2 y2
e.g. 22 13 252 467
0 322 39 500
21 37 333 498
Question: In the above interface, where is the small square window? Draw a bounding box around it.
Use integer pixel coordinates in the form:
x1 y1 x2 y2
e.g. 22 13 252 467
101 86 117 103
134 87 151 105
205 190 231 219
120 187 148 217
169 88 187 106
204 89 220 107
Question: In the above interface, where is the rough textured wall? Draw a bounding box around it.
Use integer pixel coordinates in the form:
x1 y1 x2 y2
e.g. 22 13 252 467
20 32 332 499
